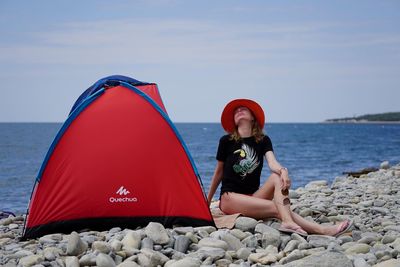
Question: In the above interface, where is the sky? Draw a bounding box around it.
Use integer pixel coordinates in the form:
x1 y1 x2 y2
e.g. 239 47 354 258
0 1 399 123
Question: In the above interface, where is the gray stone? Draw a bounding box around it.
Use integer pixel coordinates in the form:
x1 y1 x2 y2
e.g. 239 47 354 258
194 226 216 233
0 217 13 225
92 241 112 254
248 251 278 265
261 229 281 248
289 190 300 199
197 229 209 238
230 229 248 241
353 256 371 267
291 233 308 243
117 261 140 267
141 237 154 250
174 235 191 253
234 217 258 232
359 236 377 244
236 247 251 260
190 247 226 261
221 232 244 251
298 242 313 250
384 225 400 232
374 259 400 267
345 243 371 255
43 247 62 261
283 251 352 267
173 226 194 235
185 232 199 243
380 161 390 169
122 230 141 249
65 256 79 267
142 248 170 265
8 223 19 229
373 200 386 207
284 240 300 253
371 207 389 215
166 257 201 267
145 222 170 245
241 235 258 248
39 234 62 244
215 258 232 266
299 208 313 217
79 253 97 266
96 253 116 267
307 235 336 248
66 231 88 256
382 236 396 244
254 223 274 234
198 237 229 250
338 235 354 244
8 250 33 259
18 255 44 267
111 240 123 251
279 249 306 265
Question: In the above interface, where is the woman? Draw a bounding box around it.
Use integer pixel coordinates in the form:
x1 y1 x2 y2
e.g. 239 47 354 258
207 99 351 236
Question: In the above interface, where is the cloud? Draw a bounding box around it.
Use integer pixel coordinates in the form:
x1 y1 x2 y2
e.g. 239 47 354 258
3 17 398 68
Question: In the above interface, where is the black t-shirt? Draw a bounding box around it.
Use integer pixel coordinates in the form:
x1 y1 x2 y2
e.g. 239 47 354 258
216 135 274 196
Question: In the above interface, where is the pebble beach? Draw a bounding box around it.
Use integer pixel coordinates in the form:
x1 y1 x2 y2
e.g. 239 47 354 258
1 162 400 267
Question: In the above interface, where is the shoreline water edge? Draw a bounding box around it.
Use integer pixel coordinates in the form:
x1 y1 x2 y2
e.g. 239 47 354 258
1 162 400 267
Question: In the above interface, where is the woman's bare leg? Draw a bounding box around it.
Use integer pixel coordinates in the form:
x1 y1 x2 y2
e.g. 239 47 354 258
291 212 349 235
220 192 279 219
252 173 306 233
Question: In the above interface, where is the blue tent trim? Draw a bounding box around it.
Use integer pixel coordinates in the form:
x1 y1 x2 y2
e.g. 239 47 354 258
69 75 152 115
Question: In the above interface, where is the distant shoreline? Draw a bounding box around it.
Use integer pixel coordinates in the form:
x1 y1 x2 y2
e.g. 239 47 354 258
323 120 400 124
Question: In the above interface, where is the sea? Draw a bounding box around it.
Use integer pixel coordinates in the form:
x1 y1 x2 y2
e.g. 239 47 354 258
0 122 399 214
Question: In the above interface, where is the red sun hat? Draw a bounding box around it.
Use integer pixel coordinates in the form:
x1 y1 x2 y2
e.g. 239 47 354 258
221 99 265 133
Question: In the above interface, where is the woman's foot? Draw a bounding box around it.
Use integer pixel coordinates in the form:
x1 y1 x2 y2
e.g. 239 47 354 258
280 222 307 235
323 220 352 236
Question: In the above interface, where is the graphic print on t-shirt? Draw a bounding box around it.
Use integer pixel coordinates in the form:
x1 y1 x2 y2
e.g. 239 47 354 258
232 143 259 178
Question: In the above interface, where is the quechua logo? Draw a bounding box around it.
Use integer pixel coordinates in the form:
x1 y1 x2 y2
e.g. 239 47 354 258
109 186 138 203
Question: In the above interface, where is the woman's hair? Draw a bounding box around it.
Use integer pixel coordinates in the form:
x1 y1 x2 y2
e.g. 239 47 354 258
230 120 265 143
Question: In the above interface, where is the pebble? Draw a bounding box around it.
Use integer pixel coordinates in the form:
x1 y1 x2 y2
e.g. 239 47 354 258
122 230 141 249
345 243 371 255
145 222 170 245
96 253 116 267
198 237 228 250
174 235 191 253
234 217 258 232
66 231 88 256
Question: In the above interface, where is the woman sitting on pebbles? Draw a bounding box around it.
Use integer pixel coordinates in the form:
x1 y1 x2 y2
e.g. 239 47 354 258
207 99 352 236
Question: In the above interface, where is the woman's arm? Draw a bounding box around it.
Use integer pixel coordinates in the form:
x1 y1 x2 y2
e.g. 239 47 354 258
265 151 291 190
207 161 224 204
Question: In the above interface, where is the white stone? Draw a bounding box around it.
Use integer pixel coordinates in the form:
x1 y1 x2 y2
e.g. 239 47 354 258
117 261 140 267
66 232 88 256
96 253 116 267
235 217 258 232
145 222 170 245
345 243 371 255
380 161 390 169
122 230 141 249
18 255 44 267
198 237 229 250
166 257 201 267
65 256 80 267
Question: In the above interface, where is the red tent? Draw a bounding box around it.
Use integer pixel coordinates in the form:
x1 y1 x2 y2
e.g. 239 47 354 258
23 75 214 239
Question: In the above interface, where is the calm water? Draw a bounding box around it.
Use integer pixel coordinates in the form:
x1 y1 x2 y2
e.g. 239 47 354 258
0 123 399 213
